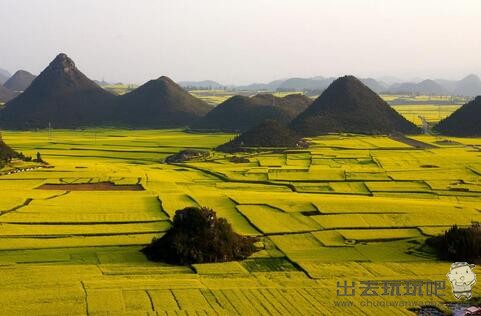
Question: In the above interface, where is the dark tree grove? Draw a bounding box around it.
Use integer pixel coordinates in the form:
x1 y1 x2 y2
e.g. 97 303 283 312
142 207 259 265
426 224 481 262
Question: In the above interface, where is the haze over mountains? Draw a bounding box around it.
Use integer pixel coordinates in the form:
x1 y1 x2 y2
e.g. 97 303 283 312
0 53 479 138
180 75 481 97
0 69 10 85
179 80 224 90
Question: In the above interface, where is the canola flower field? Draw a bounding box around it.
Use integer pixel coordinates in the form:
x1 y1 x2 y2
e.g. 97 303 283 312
0 129 480 315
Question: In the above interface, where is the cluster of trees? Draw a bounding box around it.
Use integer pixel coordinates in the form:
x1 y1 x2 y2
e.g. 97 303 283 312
0 139 45 168
426 224 481 261
142 207 258 265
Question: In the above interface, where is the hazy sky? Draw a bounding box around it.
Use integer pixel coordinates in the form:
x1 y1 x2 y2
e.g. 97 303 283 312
1 0 481 85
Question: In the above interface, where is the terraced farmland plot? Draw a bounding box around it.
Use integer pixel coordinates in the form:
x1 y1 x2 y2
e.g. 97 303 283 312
236 205 321 234
268 167 345 181
0 191 168 223
1 129 481 314
187 189 260 235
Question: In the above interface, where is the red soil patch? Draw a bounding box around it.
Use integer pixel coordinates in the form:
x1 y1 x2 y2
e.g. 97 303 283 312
37 182 144 191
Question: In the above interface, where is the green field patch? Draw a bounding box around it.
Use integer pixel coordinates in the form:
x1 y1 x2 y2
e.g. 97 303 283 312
309 135 378 149
84 277 204 290
354 240 430 262
199 277 262 290
269 233 366 262
112 177 142 185
0 246 144 265
193 261 249 275
311 194 467 215
215 182 291 192
311 230 346 246
157 193 199 217
389 168 478 181
362 137 413 148
293 182 370 194
122 289 154 312
236 205 320 234
229 192 318 213
385 262 449 277
345 171 391 181
0 222 170 237
20 190 161 212
292 183 333 193
0 286 86 315
2 191 169 223
190 192 259 235
241 258 297 272
0 211 167 224
0 196 29 212
310 157 339 167
337 228 421 241
100 264 193 276
291 246 366 262
0 234 160 250
95 247 154 264
286 157 311 168
372 192 439 199
365 181 431 192
269 233 322 252
147 289 182 312
37 182 144 191
247 237 285 259
298 261 374 279
268 167 345 181
0 249 71 264
328 182 370 194
312 210 479 229
312 214 392 229
417 226 451 236
358 262 409 277
256 155 285 167
0 179 46 190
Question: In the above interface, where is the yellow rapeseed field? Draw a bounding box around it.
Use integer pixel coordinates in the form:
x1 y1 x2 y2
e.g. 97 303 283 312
0 128 479 314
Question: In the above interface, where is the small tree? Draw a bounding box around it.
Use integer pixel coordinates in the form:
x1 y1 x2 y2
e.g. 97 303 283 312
142 207 258 265
35 152 42 162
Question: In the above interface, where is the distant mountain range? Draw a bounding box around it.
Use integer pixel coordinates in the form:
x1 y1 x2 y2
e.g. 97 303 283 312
0 54 480 136
0 68 10 85
217 76 423 152
0 85 19 103
178 80 224 89
176 74 481 97
3 70 36 92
